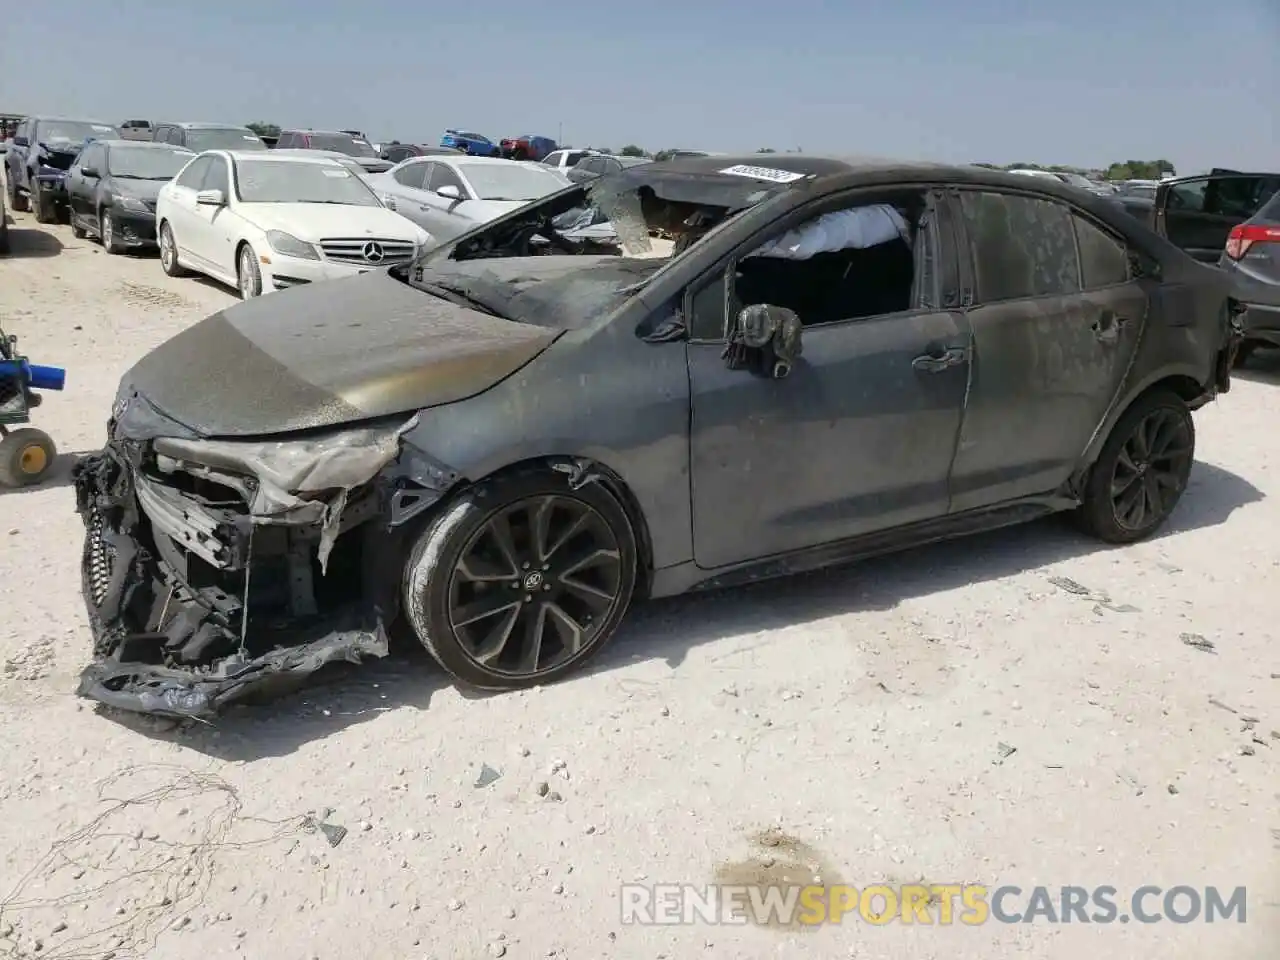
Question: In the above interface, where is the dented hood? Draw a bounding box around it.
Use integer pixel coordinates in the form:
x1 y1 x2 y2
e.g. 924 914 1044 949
117 269 558 438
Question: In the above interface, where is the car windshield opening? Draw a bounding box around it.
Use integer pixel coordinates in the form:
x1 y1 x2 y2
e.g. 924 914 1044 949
460 163 567 201
234 160 382 205
185 128 266 152
306 134 377 157
40 121 115 145
108 146 194 179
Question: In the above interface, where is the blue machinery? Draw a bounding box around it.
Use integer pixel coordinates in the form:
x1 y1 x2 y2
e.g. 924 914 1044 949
0 326 66 486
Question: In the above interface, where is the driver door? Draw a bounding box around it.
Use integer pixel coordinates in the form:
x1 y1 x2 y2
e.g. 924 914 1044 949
418 163 474 243
685 190 972 571
189 155 238 275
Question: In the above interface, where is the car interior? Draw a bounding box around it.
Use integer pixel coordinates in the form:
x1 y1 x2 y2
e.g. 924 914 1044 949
731 193 925 326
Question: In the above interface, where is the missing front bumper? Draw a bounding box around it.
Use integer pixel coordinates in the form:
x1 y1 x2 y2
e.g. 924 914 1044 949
71 444 398 719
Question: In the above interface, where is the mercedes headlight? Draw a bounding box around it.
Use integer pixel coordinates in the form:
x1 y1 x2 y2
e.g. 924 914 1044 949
265 230 319 260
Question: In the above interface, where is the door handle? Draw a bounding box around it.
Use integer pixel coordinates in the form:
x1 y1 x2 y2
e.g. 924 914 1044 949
1092 312 1128 344
912 346 968 373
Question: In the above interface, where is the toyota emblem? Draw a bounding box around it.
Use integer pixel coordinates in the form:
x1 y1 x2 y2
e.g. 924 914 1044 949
362 241 385 263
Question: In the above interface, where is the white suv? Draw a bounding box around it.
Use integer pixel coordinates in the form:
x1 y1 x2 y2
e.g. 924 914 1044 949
540 149 595 176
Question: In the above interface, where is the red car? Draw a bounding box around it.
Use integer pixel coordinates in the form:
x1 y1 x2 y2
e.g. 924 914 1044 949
499 134 558 161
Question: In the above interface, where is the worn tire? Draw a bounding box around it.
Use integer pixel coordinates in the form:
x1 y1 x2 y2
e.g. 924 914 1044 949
8 174 29 212
1073 388 1195 544
1233 341 1257 369
70 213 87 239
0 218 9 256
158 221 188 276
237 242 262 298
0 428 57 487
402 469 638 690
31 181 55 224
100 208 124 254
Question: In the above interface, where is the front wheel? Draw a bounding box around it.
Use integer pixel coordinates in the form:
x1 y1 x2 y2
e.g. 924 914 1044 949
1074 389 1195 544
30 182 54 224
70 211 87 239
158 221 188 276
0 428 57 487
236 243 262 299
8 174 29 212
402 469 638 689
100 209 123 254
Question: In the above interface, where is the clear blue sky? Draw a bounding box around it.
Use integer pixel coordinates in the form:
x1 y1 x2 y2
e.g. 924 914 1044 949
9 0 1278 173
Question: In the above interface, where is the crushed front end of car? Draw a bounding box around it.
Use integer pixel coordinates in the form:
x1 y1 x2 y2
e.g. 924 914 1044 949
72 403 458 719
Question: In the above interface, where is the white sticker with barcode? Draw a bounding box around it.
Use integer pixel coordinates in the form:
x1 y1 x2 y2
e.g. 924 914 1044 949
718 164 805 183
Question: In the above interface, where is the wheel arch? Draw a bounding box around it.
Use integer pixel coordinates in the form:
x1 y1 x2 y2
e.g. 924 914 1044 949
446 453 656 599
1075 367 1207 488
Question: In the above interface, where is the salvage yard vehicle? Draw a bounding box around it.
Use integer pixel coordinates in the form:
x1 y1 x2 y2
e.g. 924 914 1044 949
155 151 430 299
273 129 386 173
65 140 194 253
540 149 595 175
268 148 394 175
499 134 558 162
151 122 266 153
1220 186 1280 365
566 153 651 184
440 129 501 157
118 119 153 141
5 116 120 223
381 142 464 164
368 155 569 245
74 154 1240 718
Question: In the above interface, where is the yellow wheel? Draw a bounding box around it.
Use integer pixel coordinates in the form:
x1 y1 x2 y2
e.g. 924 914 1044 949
0 428 57 487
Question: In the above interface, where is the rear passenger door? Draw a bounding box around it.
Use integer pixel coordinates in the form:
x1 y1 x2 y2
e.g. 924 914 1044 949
1154 173 1280 262
948 189 1144 512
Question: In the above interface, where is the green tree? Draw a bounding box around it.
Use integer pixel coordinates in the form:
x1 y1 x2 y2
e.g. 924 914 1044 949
246 122 280 138
618 144 647 157
1105 159 1176 180
652 149 676 162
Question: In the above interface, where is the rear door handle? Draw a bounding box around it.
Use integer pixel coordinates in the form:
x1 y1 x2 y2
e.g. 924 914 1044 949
912 346 968 373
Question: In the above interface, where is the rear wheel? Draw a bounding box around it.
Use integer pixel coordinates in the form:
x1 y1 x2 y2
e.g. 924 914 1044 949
402 469 638 689
158 221 188 276
1074 389 1195 543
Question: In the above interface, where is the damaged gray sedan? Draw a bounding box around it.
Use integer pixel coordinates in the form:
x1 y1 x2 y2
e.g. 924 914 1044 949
74 154 1243 718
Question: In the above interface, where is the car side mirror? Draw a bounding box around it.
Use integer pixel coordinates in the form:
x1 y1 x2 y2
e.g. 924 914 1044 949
81 166 99 178
724 304 803 379
436 185 462 201
381 194 397 211
196 189 225 206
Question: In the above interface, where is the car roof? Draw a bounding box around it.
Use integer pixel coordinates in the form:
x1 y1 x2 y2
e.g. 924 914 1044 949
31 116 116 125
158 121 253 130
284 129 361 136
218 150 344 165
95 139 194 150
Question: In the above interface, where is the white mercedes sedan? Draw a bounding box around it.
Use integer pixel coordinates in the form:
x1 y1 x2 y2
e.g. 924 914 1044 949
155 150 432 299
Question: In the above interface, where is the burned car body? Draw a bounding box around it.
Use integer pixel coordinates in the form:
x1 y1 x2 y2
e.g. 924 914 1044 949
75 154 1241 718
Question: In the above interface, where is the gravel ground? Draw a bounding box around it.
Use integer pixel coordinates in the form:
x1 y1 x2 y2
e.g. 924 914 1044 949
0 202 1277 960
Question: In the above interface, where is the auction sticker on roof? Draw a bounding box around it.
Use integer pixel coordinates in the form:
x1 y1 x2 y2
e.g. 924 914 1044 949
719 164 805 183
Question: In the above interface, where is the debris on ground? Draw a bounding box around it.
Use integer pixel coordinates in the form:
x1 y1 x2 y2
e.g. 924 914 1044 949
995 742 1017 763
1046 575 1139 614
475 764 503 789
1180 633 1216 653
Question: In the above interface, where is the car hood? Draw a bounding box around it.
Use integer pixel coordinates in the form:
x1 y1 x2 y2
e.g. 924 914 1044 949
111 178 165 202
238 203 427 243
114 270 559 439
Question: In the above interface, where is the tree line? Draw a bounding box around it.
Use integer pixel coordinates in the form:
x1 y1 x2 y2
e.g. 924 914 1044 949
244 124 1176 181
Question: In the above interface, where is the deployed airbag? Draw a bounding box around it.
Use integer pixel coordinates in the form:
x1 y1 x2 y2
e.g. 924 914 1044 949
748 205 908 260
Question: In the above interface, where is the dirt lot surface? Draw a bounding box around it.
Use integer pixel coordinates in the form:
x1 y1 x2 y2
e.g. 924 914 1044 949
0 205 1277 960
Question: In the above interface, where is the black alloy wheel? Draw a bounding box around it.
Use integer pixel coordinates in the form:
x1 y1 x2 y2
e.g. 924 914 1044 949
1075 388 1195 543
1108 405 1194 533
403 471 637 688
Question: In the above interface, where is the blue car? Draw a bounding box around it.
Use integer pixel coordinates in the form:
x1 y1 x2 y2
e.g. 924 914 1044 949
439 129 500 157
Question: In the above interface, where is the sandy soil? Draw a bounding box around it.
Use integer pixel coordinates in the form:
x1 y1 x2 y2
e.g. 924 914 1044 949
0 201 1277 960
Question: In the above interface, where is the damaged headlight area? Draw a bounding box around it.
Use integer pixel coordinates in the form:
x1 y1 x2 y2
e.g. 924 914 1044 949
72 417 460 719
